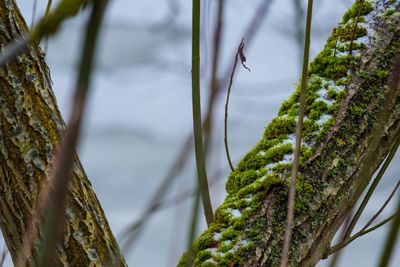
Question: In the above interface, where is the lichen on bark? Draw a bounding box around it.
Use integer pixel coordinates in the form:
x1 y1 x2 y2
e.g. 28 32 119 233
0 0 126 266
178 0 400 266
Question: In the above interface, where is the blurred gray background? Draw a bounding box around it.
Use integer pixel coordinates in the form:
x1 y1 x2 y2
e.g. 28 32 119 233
3 0 399 266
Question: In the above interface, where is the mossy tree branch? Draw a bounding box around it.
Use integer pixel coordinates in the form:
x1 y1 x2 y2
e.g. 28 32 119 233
179 1 400 266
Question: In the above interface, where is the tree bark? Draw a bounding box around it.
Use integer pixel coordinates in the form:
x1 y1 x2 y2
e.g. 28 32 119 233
179 0 400 266
0 1 126 266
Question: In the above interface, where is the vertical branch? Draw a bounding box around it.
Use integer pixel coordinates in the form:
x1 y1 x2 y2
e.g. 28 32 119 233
280 0 314 266
185 187 201 267
37 0 108 265
191 0 214 226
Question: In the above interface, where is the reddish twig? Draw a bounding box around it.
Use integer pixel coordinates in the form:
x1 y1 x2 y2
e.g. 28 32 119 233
224 39 251 171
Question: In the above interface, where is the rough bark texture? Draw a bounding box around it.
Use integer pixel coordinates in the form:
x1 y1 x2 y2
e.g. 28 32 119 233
0 0 126 266
179 0 400 266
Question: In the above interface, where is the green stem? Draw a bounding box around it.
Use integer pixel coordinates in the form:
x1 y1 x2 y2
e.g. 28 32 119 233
328 214 396 256
280 0 313 266
191 0 213 226
378 196 400 267
344 136 400 239
186 186 201 267
361 179 400 232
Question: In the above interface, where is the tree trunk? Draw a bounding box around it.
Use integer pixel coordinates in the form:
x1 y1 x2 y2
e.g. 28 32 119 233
179 0 400 266
0 1 126 266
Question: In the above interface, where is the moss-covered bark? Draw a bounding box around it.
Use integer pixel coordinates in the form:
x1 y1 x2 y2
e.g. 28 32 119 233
0 0 126 266
179 0 400 266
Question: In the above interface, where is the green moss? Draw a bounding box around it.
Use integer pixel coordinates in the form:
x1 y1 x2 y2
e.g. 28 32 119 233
385 9 396 17
197 250 213 264
294 181 314 213
195 227 218 251
221 228 238 241
217 241 234 253
226 169 259 194
264 116 296 139
265 143 293 162
177 252 188 267
342 0 373 23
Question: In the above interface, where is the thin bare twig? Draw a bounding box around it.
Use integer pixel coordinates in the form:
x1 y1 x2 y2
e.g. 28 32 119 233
280 1 314 266
224 39 250 172
361 179 400 232
328 213 396 256
329 177 400 266
221 0 275 89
